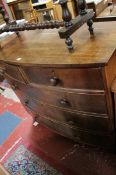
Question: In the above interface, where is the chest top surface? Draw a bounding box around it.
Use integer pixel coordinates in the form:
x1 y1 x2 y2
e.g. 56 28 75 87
0 21 116 67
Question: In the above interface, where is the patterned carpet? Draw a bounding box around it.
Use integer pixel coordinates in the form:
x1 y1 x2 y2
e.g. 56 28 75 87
0 81 63 175
3 144 62 175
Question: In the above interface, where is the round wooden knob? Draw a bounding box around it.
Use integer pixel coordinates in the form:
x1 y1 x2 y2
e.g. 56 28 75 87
67 120 74 125
50 77 59 86
59 99 70 107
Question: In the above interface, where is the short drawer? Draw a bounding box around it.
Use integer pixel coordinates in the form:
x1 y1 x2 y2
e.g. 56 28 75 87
5 74 29 102
4 63 24 82
22 66 104 90
5 75 37 117
27 85 108 114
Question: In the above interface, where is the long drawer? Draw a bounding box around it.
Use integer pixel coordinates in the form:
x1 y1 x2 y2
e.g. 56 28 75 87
5 75 108 114
23 99 111 133
39 116 115 151
34 104 111 133
7 86 110 133
21 66 104 90
26 85 108 114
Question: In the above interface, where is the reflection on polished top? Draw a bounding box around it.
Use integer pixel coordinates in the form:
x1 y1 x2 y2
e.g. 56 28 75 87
0 22 116 66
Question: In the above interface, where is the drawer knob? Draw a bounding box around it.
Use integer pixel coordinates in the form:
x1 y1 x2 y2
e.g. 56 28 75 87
50 77 59 86
59 99 70 107
68 120 75 125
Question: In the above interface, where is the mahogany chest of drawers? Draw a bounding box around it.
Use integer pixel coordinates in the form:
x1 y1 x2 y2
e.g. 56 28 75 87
0 21 116 151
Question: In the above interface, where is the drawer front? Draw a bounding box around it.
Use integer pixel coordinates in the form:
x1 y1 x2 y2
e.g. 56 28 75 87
39 116 115 150
34 104 110 133
40 116 75 139
22 67 104 90
20 97 110 133
27 86 108 114
5 63 24 82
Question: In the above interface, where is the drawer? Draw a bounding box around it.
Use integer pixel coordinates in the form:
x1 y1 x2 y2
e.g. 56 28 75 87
39 116 115 151
22 66 104 90
40 116 75 139
34 104 111 133
27 85 108 114
4 63 24 82
21 97 111 133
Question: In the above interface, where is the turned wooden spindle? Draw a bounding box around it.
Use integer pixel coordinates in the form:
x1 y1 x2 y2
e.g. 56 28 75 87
65 37 73 51
59 0 72 27
0 4 20 37
0 21 64 34
0 2 94 52
59 0 74 51
0 4 10 24
77 0 87 15
87 19 94 35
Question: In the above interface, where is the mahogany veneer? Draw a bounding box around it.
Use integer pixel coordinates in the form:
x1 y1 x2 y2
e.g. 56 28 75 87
0 21 116 151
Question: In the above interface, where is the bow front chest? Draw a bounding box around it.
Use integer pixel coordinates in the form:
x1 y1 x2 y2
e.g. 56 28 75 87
0 21 116 151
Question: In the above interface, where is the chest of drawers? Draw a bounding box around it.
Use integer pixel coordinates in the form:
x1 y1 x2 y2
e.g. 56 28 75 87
0 21 116 151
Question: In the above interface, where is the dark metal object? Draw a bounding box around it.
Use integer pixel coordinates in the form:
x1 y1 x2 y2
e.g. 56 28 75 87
0 0 94 52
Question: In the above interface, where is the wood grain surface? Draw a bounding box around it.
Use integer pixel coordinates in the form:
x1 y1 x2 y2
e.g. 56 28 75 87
0 22 115 67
